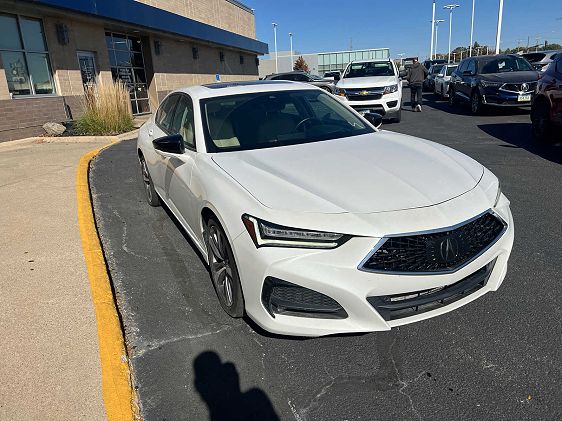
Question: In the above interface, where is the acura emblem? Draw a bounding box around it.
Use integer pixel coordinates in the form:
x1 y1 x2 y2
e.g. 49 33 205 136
439 237 460 262
521 83 529 92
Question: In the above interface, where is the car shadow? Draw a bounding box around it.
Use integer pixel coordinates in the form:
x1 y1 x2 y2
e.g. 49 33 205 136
477 122 562 165
194 351 280 421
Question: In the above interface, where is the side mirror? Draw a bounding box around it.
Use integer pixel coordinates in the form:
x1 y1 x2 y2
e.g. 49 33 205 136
153 133 185 154
462 70 473 76
363 112 383 129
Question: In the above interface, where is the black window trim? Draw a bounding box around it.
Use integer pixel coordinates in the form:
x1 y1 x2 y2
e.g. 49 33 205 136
0 12 56 97
155 92 197 152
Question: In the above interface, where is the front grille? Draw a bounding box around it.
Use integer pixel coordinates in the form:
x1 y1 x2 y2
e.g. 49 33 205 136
368 259 495 321
360 212 506 274
346 88 384 101
501 81 537 93
261 277 347 319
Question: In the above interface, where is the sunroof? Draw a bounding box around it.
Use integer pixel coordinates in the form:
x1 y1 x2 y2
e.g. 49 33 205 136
202 80 289 89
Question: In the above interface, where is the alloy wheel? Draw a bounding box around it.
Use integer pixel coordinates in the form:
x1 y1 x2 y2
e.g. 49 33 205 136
471 92 480 114
141 159 154 202
207 225 234 307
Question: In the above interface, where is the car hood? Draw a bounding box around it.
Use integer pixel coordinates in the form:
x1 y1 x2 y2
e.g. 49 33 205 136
211 131 483 214
480 71 539 83
336 76 397 89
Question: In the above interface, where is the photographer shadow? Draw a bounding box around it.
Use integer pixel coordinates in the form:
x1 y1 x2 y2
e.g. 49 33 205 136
194 351 280 421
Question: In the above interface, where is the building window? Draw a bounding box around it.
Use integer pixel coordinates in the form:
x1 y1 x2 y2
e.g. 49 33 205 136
219 51 225 62
0 13 55 96
239 55 244 65
106 31 149 114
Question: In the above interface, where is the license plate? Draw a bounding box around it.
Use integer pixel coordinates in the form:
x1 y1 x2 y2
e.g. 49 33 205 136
518 94 531 102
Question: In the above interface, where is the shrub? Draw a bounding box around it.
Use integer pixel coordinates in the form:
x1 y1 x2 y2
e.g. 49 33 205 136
75 81 134 135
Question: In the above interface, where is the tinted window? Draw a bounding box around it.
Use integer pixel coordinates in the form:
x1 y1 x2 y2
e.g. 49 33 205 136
467 60 476 74
556 57 562 74
522 53 546 63
457 59 468 74
169 95 196 149
293 74 310 82
446 66 457 76
201 90 374 152
480 56 533 74
156 94 180 131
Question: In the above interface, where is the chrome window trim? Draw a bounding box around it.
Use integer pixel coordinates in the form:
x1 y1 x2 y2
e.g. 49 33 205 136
357 209 508 276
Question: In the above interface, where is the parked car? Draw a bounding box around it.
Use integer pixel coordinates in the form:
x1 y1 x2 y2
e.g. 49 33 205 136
137 80 513 337
531 54 562 143
264 71 335 93
323 71 341 81
403 57 418 70
423 64 445 91
434 64 458 98
423 58 447 70
334 59 403 122
522 50 561 73
449 54 539 114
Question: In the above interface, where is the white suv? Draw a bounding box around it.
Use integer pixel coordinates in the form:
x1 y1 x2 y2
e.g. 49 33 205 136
335 59 402 123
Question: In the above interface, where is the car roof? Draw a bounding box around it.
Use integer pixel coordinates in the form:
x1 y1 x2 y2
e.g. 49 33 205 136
170 80 316 100
349 58 392 64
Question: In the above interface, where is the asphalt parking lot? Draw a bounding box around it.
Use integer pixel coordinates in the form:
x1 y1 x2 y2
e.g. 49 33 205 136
90 89 562 421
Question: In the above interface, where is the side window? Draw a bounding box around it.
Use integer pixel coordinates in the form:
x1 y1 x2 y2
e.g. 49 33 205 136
294 74 309 82
556 57 562 74
467 60 476 75
169 95 196 149
156 94 180 132
457 60 468 74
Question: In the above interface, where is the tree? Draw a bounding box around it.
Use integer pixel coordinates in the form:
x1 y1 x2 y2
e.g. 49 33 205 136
293 56 309 72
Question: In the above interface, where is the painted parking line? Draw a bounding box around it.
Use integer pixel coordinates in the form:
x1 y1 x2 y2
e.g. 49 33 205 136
76 142 137 421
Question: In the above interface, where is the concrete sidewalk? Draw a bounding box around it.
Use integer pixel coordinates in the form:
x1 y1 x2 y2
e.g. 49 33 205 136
0 138 114 420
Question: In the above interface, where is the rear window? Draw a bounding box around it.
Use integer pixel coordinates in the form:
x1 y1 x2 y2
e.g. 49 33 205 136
522 53 546 63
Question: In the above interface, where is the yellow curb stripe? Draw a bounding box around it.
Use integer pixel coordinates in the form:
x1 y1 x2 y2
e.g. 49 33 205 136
76 141 136 421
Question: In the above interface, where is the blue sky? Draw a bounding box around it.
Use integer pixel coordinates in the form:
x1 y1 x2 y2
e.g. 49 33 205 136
244 0 562 59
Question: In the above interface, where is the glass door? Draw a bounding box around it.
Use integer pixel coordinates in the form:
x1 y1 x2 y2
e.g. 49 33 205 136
77 51 97 89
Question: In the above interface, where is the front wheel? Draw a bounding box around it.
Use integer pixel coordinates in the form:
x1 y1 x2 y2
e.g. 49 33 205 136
471 90 485 115
139 156 160 207
448 88 457 106
391 109 402 123
531 102 554 144
204 218 244 318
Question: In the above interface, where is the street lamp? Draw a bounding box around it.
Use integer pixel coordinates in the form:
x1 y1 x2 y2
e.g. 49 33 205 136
469 0 475 57
494 0 504 54
444 4 460 64
272 22 278 73
430 0 436 60
434 19 445 59
289 32 293 70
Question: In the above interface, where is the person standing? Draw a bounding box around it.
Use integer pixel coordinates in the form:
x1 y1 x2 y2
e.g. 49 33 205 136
406 59 428 112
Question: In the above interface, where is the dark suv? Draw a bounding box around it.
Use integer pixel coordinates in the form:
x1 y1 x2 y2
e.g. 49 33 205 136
264 71 335 93
449 54 539 114
531 54 562 143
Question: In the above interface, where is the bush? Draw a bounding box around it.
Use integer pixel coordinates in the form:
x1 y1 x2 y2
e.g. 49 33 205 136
75 81 134 135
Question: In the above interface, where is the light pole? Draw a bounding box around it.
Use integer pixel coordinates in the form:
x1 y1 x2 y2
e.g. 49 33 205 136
430 0 436 59
272 22 278 73
494 0 504 54
289 32 293 70
434 19 445 59
469 0 475 56
444 4 460 63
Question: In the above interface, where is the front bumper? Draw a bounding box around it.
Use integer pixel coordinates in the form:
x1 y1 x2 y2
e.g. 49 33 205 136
481 88 534 107
337 91 401 119
233 197 514 337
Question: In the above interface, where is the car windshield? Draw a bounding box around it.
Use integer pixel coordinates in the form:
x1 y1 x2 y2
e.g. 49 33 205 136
446 66 457 76
343 61 395 78
479 56 533 74
200 89 374 152
308 74 323 80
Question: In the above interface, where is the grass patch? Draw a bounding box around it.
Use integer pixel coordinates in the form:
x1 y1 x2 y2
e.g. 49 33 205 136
74 81 135 136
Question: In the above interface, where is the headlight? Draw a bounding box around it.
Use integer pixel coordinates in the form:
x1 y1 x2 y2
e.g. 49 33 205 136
480 80 503 88
335 87 346 97
383 84 398 95
494 182 502 207
242 215 349 249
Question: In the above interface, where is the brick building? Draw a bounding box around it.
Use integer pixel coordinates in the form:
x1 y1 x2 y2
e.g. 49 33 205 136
0 0 268 141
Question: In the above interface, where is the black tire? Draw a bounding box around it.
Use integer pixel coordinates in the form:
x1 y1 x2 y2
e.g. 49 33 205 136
139 156 160 206
392 109 402 123
448 88 457 106
204 217 244 318
531 101 554 144
470 90 485 115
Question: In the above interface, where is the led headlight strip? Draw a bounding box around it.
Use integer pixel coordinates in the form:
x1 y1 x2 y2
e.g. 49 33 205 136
242 215 349 249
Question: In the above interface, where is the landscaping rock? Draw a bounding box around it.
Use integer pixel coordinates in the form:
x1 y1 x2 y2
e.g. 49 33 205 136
42 122 66 136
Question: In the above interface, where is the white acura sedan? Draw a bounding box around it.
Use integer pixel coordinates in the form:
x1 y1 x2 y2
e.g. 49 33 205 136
137 80 513 337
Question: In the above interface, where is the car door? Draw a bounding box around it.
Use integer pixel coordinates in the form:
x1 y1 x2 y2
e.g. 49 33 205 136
460 59 476 99
149 93 181 192
451 59 467 95
163 94 201 239
553 57 562 124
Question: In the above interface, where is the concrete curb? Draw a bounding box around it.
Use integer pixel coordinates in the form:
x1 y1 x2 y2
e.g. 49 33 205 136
76 141 138 421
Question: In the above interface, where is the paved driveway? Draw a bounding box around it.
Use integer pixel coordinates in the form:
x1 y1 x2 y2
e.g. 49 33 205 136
90 91 562 420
